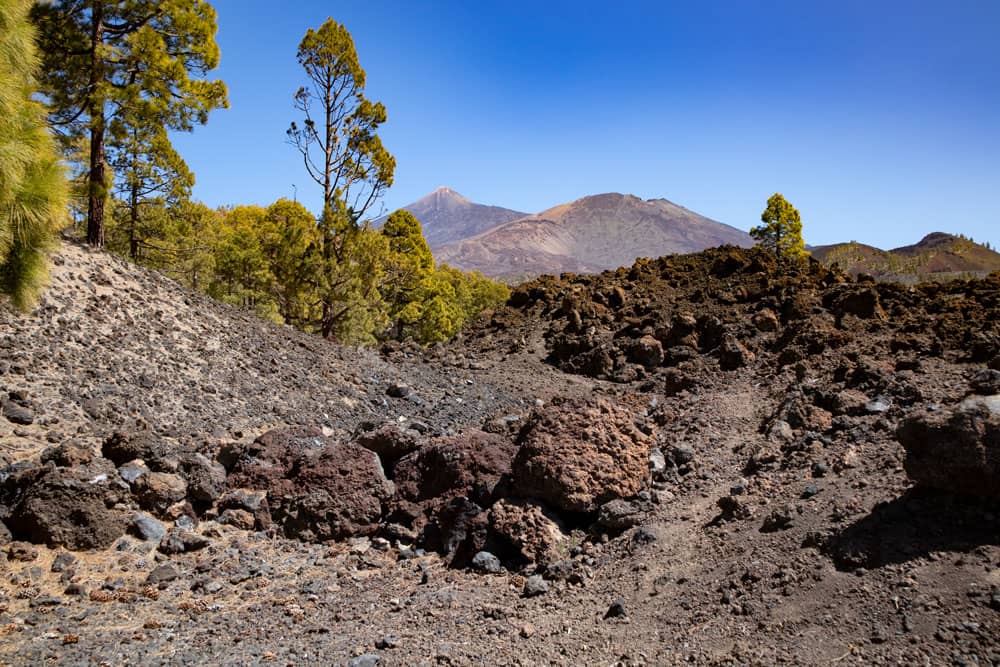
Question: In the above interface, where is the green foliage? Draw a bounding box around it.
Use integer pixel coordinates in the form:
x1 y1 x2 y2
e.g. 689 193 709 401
208 206 278 319
260 198 322 327
287 17 396 341
0 0 67 310
379 210 510 343
32 0 228 246
751 193 807 261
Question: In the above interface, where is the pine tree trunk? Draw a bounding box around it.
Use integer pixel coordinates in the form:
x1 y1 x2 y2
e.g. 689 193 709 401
86 1 106 247
129 183 139 260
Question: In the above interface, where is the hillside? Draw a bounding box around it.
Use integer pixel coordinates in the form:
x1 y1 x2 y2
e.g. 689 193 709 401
0 240 998 665
811 232 1000 280
435 193 753 280
374 187 527 249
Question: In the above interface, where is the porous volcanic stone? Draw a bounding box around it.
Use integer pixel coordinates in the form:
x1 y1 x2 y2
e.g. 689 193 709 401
896 395 1000 498
511 398 651 513
393 431 516 506
2 459 128 550
226 426 392 541
488 498 567 566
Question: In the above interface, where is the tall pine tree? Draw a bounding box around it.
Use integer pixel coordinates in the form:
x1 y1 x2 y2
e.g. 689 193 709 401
288 18 395 341
0 0 67 310
31 0 228 247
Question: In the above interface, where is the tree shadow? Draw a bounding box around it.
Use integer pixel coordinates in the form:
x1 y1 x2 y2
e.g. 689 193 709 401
823 487 1000 570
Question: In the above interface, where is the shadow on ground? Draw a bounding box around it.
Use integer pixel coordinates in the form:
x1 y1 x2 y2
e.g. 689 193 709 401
824 487 1000 570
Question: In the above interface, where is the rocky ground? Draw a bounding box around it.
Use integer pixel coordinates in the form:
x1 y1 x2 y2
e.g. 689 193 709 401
0 240 998 665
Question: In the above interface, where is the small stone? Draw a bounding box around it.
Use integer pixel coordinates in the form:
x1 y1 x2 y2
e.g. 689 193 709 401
375 635 399 650
604 598 627 619
7 541 38 562
50 552 76 573
519 622 535 638
864 396 892 414
118 460 149 485
348 654 381 667
217 509 255 530
648 448 667 476
130 513 167 542
811 462 829 478
158 529 210 555
471 550 502 575
523 575 549 598
386 384 410 399
2 400 33 425
760 506 794 532
146 564 179 585
672 445 695 466
29 596 62 608
802 484 820 499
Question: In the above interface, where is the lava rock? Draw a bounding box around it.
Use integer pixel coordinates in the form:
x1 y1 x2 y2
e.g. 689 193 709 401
353 422 423 473
969 369 1000 395
471 550 502 574
488 498 567 567
39 441 94 467
226 426 392 541
130 513 167 542
146 564 179 585
158 529 211 554
2 400 33 425
512 397 651 513
179 454 226 504
133 472 188 517
604 598 628 619
3 459 128 550
596 499 644 531
523 574 549 597
896 395 1000 497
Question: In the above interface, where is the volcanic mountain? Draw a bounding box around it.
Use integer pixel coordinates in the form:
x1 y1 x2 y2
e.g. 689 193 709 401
810 232 1000 280
375 187 527 248
434 192 753 280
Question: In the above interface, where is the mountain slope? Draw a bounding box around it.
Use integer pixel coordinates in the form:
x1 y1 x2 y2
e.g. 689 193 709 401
811 232 1000 280
375 187 527 248
435 192 752 279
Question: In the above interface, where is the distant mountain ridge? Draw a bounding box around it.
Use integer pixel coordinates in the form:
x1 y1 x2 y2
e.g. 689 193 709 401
374 187 527 249
810 233 1000 280
389 189 752 280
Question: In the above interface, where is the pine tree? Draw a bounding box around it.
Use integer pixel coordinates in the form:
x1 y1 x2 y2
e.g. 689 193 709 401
751 193 807 261
288 18 395 340
32 0 228 247
0 0 67 310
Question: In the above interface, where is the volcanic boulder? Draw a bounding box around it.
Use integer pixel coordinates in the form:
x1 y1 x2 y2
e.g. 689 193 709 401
488 498 568 567
226 426 393 541
2 459 129 550
896 395 1000 498
511 398 651 513
390 431 518 557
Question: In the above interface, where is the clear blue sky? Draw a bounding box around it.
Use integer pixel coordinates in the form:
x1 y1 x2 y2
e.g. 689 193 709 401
171 0 1000 250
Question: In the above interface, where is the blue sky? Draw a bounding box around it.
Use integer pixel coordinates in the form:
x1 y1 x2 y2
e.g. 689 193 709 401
172 0 1000 249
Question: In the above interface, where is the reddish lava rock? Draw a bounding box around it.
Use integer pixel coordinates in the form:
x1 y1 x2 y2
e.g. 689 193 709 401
511 397 651 513
226 426 392 541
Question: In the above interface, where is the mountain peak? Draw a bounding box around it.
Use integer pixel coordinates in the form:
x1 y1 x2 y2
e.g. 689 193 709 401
424 186 470 204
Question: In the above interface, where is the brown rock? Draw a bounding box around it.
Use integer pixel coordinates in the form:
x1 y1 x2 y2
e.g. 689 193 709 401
133 472 188 517
719 335 755 371
3 460 128 550
512 398 651 513
753 309 780 332
489 498 567 566
624 336 664 368
896 396 1000 497
393 431 517 507
226 427 392 541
